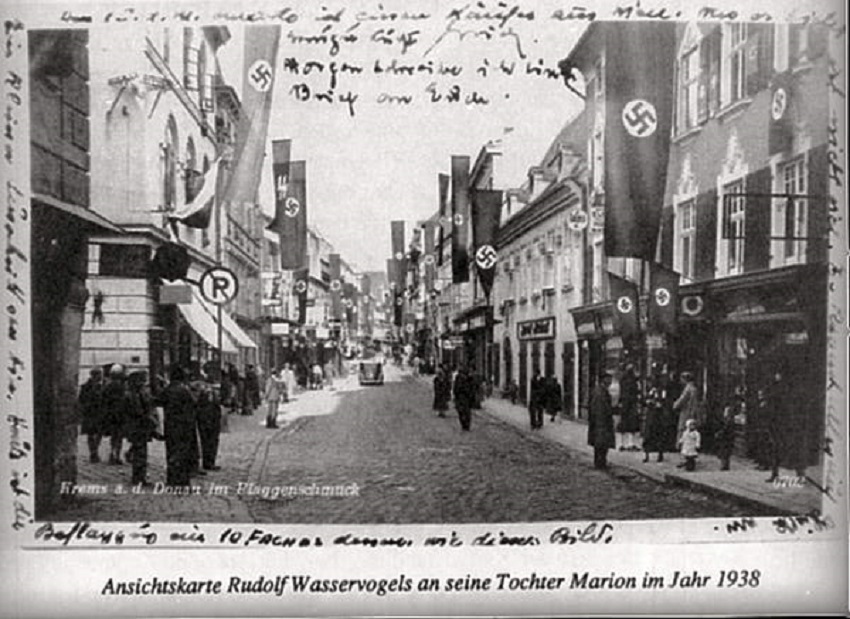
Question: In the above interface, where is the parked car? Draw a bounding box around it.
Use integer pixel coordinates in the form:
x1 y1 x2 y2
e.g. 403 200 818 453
358 360 384 386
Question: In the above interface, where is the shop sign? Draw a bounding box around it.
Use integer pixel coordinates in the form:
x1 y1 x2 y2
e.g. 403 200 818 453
785 331 809 345
315 327 329 339
469 315 486 329
517 317 556 340
159 284 192 305
591 206 605 230
271 322 290 336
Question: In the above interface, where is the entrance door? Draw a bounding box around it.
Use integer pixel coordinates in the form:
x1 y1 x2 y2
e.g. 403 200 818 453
519 341 528 403
531 341 541 377
503 337 512 391
562 342 575 417
544 340 555 377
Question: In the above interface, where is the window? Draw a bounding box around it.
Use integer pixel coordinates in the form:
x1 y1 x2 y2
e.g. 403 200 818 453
728 23 748 104
723 180 746 274
99 244 151 278
592 240 604 302
183 29 199 91
678 45 700 131
781 158 808 263
679 199 696 280
162 117 178 211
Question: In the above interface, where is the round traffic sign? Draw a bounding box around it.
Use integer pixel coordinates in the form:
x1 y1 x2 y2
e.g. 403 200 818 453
200 267 239 305
568 210 589 231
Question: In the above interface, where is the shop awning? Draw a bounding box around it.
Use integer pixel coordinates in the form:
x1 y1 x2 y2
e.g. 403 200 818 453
219 309 258 348
176 289 239 354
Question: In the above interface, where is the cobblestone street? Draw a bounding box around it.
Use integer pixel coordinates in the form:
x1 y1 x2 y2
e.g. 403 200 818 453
50 367 757 524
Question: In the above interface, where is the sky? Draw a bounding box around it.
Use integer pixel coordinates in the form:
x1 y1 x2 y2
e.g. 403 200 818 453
217 4 588 272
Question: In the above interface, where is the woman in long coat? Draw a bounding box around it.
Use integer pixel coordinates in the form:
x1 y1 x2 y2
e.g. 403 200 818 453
642 369 668 463
674 372 700 439
432 366 451 417
588 373 615 469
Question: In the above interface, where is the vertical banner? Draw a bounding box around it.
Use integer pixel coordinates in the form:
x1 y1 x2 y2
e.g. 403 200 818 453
647 263 680 334
451 156 471 283
471 189 503 299
223 24 281 208
391 220 407 291
271 157 308 269
437 173 450 266
329 253 342 320
768 71 794 155
423 219 436 292
608 273 640 337
292 267 309 325
604 22 676 260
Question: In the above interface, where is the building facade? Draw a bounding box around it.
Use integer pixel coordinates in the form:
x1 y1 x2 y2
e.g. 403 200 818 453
79 26 256 383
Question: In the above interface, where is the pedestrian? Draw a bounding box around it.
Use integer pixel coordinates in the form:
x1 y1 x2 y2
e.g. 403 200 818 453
453 365 476 431
504 378 518 405
762 368 795 482
197 372 223 471
528 369 545 430
158 366 197 487
125 370 157 486
433 364 451 417
641 366 667 463
673 371 700 441
678 419 701 471
663 369 680 453
311 363 324 390
588 372 615 469
102 364 131 465
245 365 260 412
264 370 284 429
77 367 105 463
544 373 562 423
281 363 295 402
471 371 484 409
715 401 738 471
617 364 641 451
324 360 335 390
186 367 207 477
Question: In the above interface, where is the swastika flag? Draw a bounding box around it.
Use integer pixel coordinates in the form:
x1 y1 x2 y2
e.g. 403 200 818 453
648 262 680 334
604 22 676 260
471 188 503 299
608 273 639 337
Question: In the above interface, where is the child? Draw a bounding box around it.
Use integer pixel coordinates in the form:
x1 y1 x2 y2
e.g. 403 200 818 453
678 419 701 471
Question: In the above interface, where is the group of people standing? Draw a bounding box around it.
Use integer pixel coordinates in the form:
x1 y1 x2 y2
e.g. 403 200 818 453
78 362 224 488
221 363 262 416
588 365 706 471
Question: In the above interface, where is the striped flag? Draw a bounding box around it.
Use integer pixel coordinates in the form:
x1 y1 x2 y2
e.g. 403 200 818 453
451 156 471 283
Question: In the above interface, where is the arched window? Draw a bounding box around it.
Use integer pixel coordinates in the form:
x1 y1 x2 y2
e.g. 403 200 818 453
184 136 197 203
163 116 179 211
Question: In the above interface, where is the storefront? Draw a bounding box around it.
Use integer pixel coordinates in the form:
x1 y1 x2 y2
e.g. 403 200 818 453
676 264 827 468
454 305 492 379
516 316 555 405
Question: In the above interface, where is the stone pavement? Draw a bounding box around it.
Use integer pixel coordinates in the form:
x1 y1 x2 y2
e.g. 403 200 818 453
475 391 823 516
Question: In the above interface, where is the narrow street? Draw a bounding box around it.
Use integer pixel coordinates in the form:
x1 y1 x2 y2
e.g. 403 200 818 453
53 366 755 524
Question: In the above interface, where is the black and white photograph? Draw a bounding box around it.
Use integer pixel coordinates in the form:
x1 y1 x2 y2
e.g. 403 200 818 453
1 0 847 615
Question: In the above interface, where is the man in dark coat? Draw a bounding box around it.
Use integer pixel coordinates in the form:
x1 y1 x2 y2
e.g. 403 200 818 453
528 370 545 429
125 371 157 485
196 373 222 471
433 365 452 417
102 364 131 465
544 373 563 423
617 364 641 451
158 366 198 487
588 373 615 469
453 365 476 431
78 367 105 463
642 367 667 463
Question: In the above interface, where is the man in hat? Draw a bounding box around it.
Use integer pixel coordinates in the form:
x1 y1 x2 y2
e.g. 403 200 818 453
588 372 615 469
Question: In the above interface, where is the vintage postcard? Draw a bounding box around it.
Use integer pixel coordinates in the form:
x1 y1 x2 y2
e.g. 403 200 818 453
0 0 847 615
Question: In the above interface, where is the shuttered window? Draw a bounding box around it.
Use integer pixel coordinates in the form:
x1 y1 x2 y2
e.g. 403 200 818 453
781 158 808 263
723 180 746 274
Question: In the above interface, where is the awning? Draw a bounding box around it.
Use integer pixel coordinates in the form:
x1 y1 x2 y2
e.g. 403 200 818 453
177 288 239 354
219 310 258 348
34 192 125 234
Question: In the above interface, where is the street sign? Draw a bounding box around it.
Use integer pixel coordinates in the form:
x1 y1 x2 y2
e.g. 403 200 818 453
199 267 239 305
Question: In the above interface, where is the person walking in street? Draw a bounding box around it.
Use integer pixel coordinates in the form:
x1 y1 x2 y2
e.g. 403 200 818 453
196 372 222 471
544 373 563 423
324 360 335 390
264 370 285 429
673 371 700 442
78 367 105 463
433 365 452 417
102 364 131 465
642 366 668 463
125 370 157 486
157 366 198 487
280 363 295 402
186 368 208 478
678 419 701 471
762 368 794 482
617 363 641 451
311 363 324 390
245 365 260 413
588 372 615 470
453 365 476 431
715 400 738 472
528 369 545 430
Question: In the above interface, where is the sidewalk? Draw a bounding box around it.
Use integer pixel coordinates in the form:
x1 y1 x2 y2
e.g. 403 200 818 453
475 393 823 516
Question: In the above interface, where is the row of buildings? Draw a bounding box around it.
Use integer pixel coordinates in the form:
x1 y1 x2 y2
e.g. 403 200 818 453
400 21 832 473
29 26 375 514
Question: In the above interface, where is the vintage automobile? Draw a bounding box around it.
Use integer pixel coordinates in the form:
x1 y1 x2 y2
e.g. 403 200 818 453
358 359 384 386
